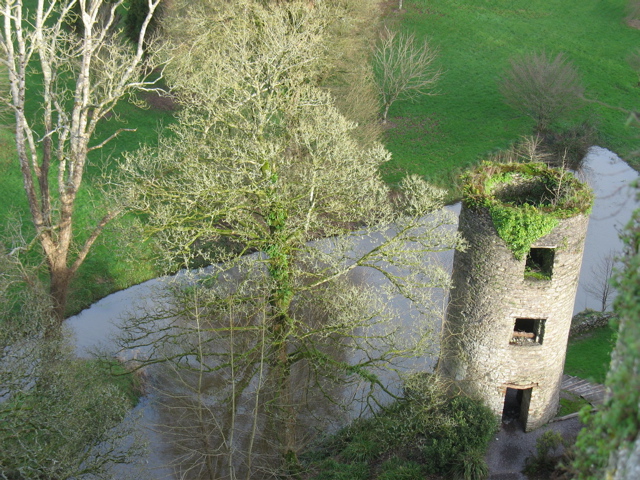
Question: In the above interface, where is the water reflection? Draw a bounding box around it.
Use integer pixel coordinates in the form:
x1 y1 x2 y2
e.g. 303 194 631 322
575 147 638 312
120 264 352 480
69 148 638 355
100 224 456 478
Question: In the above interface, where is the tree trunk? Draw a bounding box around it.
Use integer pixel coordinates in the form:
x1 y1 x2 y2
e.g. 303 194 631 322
48 258 72 328
1 0 163 336
382 102 391 124
265 226 300 475
278 341 301 476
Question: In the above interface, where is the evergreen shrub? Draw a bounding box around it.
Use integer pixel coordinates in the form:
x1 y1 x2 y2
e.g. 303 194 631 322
450 449 490 480
420 395 497 473
304 374 498 478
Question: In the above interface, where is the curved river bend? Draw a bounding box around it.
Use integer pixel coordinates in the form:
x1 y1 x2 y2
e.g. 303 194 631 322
67 146 639 478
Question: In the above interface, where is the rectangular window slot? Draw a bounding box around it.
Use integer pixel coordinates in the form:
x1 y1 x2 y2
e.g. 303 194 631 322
525 247 555 280
510 318 545 345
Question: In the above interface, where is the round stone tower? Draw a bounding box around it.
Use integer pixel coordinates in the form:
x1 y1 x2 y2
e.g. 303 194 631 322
438 162 593 431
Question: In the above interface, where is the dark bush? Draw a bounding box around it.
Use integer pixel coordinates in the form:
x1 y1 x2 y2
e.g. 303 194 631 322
524 430 565 475
420 395 498 473
303 375 498 478
500 51 584 133
124 0 164 45
541 120 599 170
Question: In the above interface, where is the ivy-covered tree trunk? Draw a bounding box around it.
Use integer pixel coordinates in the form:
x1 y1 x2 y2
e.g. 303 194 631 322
265 207 301 471
118 1 463 477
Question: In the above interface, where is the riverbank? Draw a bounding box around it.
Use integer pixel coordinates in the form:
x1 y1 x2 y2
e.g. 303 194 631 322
68 146 639 357
64 147 636 476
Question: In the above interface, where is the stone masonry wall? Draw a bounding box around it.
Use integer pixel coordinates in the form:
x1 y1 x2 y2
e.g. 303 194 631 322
438 206 589 431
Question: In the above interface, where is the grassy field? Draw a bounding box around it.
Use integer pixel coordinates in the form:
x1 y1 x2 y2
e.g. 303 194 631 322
564 326 617 383
381 0 640 186
2 0 638 314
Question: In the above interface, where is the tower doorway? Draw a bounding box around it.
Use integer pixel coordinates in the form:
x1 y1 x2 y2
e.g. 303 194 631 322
502 387 533 430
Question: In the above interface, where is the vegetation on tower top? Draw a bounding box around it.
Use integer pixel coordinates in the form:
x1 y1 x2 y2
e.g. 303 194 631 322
461 162 594 259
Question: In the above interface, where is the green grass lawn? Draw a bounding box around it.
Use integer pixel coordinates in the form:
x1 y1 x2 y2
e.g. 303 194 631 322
558 392 591 417
564 326 617 383
64 94 177 313
382 0 640 186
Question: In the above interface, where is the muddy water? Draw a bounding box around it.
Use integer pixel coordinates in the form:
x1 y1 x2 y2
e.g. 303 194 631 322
66 146 638 477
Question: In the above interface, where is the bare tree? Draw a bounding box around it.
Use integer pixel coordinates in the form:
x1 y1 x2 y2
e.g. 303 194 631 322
499 51 584 132
118 1 462 476
0 0 163 324
372 27 441 124
583 250 619 312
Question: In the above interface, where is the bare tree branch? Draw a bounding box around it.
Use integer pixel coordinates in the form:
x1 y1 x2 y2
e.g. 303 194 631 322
373 27 441 123
88 128 137 153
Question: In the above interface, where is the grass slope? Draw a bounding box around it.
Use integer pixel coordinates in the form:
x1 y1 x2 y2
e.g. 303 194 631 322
382 0 640 186
564 326 617 383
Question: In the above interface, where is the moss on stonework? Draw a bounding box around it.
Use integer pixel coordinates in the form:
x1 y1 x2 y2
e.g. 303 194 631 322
461 162 593 259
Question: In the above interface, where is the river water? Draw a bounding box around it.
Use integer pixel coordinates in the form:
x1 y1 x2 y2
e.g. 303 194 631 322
574 147 638 311
66 146 638 478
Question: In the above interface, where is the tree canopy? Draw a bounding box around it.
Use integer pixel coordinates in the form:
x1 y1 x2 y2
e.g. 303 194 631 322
118 1 462 476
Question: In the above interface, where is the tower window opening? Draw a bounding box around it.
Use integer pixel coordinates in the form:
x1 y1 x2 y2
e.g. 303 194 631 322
511 318 545 345
525 247 555 280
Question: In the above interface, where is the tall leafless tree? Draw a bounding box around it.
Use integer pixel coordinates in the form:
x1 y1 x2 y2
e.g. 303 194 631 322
0 0 163 325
